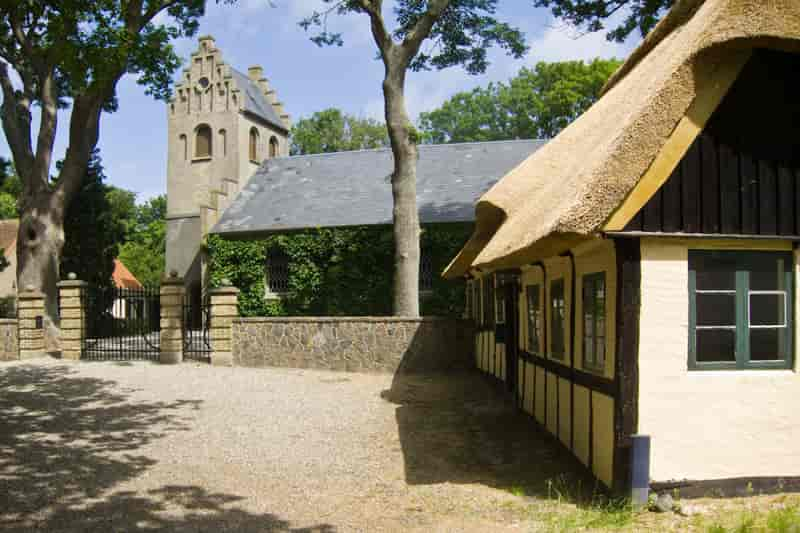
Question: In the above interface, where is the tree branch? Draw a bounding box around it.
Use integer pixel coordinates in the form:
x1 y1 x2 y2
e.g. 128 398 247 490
398 0 451 66
31 68 57 193
0 61 34 180
356 0 393 56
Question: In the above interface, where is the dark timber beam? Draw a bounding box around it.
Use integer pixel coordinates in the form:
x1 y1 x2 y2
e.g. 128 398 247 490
613 237 641 495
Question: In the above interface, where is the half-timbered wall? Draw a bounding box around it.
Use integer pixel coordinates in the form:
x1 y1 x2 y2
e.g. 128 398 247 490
473 240 620 488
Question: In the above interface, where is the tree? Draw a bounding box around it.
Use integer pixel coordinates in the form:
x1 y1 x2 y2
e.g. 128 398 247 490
118 195 166 287
302 1 527 316
291 108 388 155
534 0 673 42
0 1 207 327
60 150 131 287
419 59 622 143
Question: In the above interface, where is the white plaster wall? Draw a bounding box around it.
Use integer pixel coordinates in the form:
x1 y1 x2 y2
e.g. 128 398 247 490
638 238 800 482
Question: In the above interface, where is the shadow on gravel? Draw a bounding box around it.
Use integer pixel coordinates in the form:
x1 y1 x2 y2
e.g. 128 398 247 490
0 364 334 532
381 371 599 500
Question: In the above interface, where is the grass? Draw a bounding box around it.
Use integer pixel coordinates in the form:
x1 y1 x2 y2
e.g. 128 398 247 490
502 477 800 532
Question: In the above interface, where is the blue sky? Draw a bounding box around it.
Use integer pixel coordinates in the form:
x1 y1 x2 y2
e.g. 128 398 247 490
0 1 639 203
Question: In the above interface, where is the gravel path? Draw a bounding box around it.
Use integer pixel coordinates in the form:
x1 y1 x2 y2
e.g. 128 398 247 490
0 359 590 532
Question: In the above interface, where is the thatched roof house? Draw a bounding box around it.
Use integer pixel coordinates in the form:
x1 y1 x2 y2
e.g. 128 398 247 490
451 0 800 496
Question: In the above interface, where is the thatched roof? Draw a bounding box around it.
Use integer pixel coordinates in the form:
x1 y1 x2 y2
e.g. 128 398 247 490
444 0 800 279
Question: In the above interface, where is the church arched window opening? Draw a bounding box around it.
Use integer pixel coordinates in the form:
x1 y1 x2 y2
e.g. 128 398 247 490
269 136 279 158
249 127 260 161
195 124 212 158
179 134 187 160
219 129 227 157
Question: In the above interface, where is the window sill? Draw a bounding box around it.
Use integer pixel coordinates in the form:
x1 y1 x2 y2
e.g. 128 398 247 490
192 156 212 163
264 291 288 301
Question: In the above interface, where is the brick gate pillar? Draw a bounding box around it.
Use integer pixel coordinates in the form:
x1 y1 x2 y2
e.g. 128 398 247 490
57 274 87 361
208 282 239 367
18 285 46 360
160 274 185 364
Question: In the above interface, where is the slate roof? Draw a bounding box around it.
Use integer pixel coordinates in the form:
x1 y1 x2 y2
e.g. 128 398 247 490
230 68 287 132
212 139 546 237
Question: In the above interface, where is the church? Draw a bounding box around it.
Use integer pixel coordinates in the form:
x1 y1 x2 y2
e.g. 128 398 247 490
165 35 542 312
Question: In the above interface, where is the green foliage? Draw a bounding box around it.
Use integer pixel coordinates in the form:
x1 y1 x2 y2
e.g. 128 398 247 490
60 150 129 287
300 1 527 75
118 195 167 287
419 59 622 143
534 0 673 42
207 224 470 317
291 108 388 155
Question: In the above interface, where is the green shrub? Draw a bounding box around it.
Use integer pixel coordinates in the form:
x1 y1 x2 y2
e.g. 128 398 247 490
207 224 470 317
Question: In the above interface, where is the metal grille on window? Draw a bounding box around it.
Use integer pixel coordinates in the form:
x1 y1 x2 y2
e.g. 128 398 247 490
267 248 290 293
420 251 433 292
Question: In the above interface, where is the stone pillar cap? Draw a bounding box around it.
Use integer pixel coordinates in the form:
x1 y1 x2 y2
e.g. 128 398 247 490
209 286 240 295
57 279 88 288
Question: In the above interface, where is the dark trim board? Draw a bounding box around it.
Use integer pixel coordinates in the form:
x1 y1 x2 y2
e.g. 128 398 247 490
651 477 800 499
519 351 616 398
612 237 641 495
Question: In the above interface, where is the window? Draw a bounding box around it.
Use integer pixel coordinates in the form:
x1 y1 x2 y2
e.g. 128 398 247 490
195 125 212 158
550 279 566 359
527 285 542 354
219 129 227 157
179 134 187 160
582 272 606 372
266 248 290 294
269 136 279 158
472 279 481 322
419 251 433 292
249 127 260 161
689 250 793 370
482 277 495 327
495 289 506 324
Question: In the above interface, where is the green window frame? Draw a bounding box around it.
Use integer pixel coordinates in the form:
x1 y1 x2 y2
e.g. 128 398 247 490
526 284 542 354
495 289 506 325
582 272 606 373
689 250 794 370
472 280 481 323
550 278 566 360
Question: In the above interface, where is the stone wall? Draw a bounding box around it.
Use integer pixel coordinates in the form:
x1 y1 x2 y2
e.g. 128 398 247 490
0 318 18 361
232 317 474 373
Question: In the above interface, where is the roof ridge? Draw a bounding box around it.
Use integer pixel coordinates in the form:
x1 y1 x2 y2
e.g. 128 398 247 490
271 138 546 162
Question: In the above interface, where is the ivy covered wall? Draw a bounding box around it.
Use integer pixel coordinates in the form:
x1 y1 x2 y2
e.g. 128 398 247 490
207 224 471 317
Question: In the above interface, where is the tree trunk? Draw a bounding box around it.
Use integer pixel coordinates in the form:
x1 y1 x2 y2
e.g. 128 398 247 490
383 65 420 317
17 191 64 344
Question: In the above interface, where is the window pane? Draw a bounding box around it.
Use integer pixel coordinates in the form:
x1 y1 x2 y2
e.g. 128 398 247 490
750 256 787 291
595 337 605 368
696 329 736 362
750 328 786 361
690 252 736 290
696 293 736 326
551 280 565 357
750 293 786 327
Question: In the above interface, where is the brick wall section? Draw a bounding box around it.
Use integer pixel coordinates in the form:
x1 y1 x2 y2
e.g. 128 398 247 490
0 319 18 361
209 286 239 366
160 278 185 364
18 288 45 359
57 280 87 361
232 317 475 373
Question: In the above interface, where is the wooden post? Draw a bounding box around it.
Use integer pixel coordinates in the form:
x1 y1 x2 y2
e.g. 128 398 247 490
57 275 87 361
208 284 239 367
160 275 185 364
613 237 642 495
18 286 46 360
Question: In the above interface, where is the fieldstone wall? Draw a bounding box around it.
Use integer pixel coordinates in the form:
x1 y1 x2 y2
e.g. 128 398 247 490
0 318 18 361
232 317 474 373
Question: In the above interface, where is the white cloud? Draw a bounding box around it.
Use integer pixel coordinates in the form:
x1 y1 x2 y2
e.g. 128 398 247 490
525 21 637 65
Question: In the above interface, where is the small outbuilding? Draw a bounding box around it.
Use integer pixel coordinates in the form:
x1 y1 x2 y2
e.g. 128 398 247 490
445 0 800 493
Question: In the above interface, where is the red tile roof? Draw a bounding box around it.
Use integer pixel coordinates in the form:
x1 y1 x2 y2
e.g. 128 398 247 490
112 259 142 289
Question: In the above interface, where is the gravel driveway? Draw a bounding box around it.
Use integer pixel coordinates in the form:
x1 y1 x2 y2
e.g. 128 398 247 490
0 359 590 532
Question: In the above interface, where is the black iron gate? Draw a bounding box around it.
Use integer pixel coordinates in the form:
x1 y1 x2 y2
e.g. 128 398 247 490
183 295 211 362
82 285 161 360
